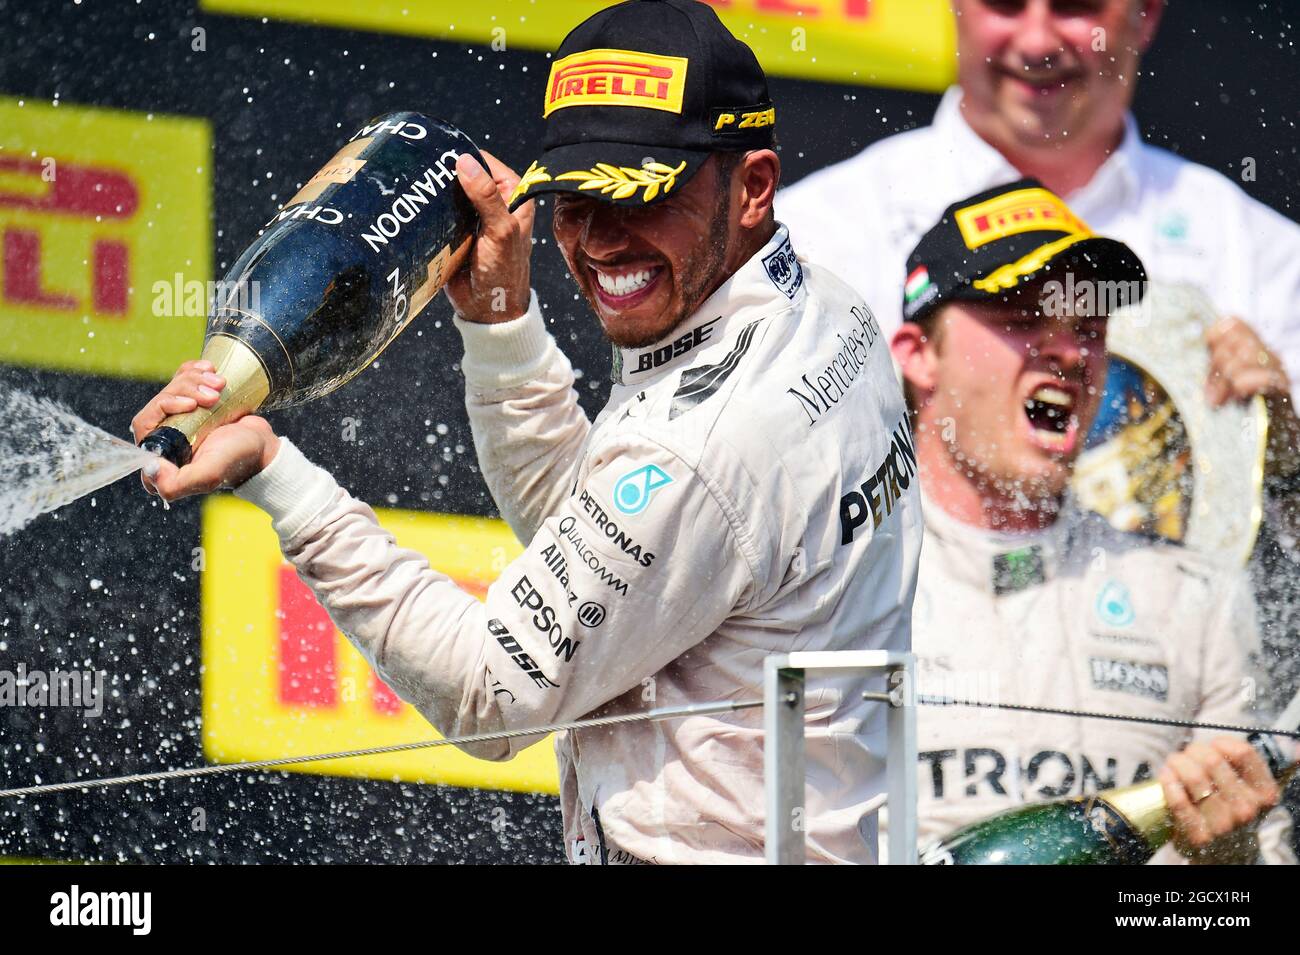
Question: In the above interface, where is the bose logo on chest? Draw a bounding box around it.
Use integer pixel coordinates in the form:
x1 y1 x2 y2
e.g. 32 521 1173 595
631 318 720 374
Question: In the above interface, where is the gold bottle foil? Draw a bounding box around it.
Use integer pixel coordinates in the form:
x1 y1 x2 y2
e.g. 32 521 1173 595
153 334 271 449
1102 780 1173 851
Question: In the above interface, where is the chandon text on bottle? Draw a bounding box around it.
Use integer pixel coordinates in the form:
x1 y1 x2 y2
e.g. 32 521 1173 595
139 112 484 466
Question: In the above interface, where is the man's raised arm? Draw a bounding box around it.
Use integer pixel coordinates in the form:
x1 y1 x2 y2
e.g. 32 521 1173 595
447 152 591 543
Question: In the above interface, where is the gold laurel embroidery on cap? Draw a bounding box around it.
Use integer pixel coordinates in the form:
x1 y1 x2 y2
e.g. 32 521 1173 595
511 161 552 204
972 233 1094 293
553 160 688 202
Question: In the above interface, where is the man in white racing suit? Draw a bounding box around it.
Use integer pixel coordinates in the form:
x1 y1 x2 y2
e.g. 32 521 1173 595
891 179 1292 863
132 0 922 864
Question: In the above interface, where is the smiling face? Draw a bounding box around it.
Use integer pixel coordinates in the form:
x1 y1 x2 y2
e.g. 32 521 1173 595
908 294 1109 502
953 0 1160 152
551 154 739 349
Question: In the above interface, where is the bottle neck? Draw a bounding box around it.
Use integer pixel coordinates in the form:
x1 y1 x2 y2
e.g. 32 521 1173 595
1248 731 1299 785
1102 731 1297 853
1098 781 1173 852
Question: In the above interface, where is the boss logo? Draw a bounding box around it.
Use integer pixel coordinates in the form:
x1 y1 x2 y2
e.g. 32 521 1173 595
1089 657 1169 701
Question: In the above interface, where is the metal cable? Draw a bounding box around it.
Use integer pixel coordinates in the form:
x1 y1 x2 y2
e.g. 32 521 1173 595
4 690 1292 801
0 698 762 800
915 694 1300 739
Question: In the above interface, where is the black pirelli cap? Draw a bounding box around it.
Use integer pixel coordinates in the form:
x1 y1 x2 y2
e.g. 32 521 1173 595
507 0 775 211
902 178 1147 323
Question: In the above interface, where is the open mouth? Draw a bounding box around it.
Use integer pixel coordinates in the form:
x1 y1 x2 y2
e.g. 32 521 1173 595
1023 383 1079 454
589 263 664 308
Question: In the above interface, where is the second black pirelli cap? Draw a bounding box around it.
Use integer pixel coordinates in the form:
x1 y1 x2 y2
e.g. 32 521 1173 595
508 0 775 211
902 178 1147 323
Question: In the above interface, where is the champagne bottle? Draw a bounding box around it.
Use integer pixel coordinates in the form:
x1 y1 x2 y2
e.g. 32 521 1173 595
921 732 1297 865
139 112 484 466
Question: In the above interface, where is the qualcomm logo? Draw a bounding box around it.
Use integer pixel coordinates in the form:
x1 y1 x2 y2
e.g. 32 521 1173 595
1094 580 1136 629
613 464 673 515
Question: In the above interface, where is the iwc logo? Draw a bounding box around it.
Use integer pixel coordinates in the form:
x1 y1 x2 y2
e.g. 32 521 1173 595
762 236 803 300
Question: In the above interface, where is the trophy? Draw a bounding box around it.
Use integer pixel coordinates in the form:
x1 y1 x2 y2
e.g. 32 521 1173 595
1073 283 1268 565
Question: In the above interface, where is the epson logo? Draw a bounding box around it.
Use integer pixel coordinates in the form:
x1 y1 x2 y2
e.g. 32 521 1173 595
1089 657 1169 701
509 575 580 663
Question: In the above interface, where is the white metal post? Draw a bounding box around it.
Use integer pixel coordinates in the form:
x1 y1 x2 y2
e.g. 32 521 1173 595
885 664 917 865
763 651 916 865
764 659 806 865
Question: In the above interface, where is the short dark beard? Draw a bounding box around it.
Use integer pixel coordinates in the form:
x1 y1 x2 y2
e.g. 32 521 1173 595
671 180 732 327
598 155 736 350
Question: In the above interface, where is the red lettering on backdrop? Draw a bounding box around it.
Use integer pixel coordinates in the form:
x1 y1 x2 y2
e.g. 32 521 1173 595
276 566 406 715
370 673 403 715
0 157 139 218
700 1 872 17
0 157 138 314
277 566 338 708
92 239 128 314
2 229 77 309
275 565 494 715
757 0 819 14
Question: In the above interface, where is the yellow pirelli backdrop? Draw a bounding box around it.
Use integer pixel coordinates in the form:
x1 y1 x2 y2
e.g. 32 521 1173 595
201 494 561 793
201 0 956 91
0 98 210 380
